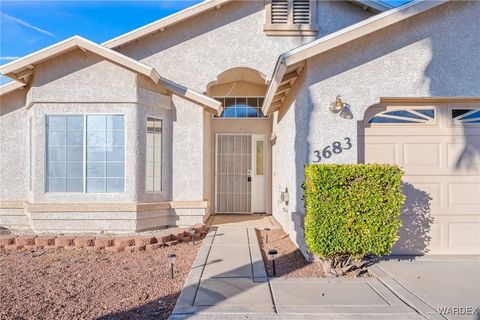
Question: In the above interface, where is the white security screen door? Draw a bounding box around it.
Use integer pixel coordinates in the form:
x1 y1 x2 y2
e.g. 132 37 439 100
215 134 252 213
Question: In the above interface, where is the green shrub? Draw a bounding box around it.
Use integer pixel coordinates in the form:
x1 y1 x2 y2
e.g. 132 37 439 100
303 164 404 274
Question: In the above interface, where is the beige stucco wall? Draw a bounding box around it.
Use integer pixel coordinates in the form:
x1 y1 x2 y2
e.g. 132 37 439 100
115 0 371 215
272 1 480 256
0 89 28 201
1 1 373 230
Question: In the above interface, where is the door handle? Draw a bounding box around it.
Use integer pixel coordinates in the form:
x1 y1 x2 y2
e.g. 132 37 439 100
247 170 252 182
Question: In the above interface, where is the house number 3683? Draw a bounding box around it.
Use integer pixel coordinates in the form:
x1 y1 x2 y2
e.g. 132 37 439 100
312 138 352 163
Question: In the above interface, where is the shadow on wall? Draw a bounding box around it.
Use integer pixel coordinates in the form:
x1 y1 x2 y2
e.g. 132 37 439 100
392 182 433 255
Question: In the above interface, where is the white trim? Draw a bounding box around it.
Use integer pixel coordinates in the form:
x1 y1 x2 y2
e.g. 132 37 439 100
0 36 222 114
0 81 25 97
103 0 234 49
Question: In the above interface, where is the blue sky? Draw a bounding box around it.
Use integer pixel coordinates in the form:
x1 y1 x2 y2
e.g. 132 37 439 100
0 1 202 84
0 0 409 84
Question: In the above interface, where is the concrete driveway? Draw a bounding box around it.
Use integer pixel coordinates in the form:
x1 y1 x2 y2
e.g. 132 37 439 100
371 256 480 320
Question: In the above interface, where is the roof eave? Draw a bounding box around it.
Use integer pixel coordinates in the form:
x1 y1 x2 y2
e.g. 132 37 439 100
262 0 448 115
103 0 234 49
0 81 26 97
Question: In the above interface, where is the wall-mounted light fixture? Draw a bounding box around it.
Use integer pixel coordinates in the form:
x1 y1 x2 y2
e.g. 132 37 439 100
329 95 346 113
329 95 353 119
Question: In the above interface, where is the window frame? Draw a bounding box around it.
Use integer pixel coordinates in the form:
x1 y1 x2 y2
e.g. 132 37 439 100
45 113 126 194
264 0 318 36
212 96 270 120
145 116 163 193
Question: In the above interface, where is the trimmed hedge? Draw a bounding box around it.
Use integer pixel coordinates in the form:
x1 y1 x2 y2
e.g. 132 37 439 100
303 164 404 259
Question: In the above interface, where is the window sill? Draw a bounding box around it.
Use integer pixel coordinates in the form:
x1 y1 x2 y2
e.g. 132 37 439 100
263 23 318 36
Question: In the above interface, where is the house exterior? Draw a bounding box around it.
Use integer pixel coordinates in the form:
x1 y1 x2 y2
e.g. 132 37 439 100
1 0 479 256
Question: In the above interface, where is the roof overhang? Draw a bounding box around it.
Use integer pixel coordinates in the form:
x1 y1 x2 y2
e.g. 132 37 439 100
103 0 235 49
0 81 26 97
262 0 448 115
0 36 222 114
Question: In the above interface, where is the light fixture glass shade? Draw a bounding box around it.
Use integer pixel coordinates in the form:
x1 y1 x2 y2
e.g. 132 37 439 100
167 253 177 264
268 249 278 259
329 95 344 113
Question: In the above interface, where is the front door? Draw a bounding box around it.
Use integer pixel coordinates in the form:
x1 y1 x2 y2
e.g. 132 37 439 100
215 134 266 214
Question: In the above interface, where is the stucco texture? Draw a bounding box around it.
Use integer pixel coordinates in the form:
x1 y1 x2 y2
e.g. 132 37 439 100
272 1 480 256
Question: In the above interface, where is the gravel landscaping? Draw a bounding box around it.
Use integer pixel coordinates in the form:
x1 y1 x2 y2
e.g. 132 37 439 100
0 241 200 320
256 229 325 278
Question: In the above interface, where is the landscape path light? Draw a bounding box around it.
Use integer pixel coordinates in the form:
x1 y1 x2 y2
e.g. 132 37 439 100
167 253 177 279
264 227 271 244
189 227 196 245
268 249 278 277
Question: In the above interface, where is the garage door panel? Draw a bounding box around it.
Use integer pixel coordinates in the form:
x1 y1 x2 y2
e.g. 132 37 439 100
364 143 397 165
392 217 442 255
447 143 480 173
402 181 442 211
363 104 480 255
448 182 480 209
403 143 441 168
448 222 480 251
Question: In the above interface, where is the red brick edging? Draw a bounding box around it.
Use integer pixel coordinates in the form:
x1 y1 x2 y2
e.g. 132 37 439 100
0 224 208 253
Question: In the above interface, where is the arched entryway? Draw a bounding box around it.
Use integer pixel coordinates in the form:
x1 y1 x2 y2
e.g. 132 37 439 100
206 67 272 215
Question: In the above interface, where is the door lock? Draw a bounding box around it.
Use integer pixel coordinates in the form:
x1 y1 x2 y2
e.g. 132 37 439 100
247 170 252 182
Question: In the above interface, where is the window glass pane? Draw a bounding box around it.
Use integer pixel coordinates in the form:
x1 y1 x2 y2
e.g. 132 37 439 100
146 177 154 192
67 116 83 131
147 132 154 146
247 98 258 108
48 132 66 147
256 140 264 176
67 163 83 178
66 131 83 146
146 162 154 177
86 114 124 193
87 131 106 146
106 115 124 131
87 115 105 131
106 146 124 161
48 148 65 161
47 115 85 193
48 162 66 177
87 178 105 192
154 161 161 176
87 163 105 177
215 97 267 118
107 163 124 177
154 176 161 191
66 147 83 161
106 131 124 146
154 147 161 160
66 178 83 192
48 116 66 131
106 178 124 193
452 109 471 119
146 117 162 192
87 147 106 161
48 178 66 192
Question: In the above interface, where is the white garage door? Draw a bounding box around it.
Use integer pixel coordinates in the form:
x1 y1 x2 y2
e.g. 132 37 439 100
361 104 480 255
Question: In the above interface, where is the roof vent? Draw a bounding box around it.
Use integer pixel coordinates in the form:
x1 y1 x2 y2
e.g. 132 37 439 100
293 0 310 24
271 0 289 24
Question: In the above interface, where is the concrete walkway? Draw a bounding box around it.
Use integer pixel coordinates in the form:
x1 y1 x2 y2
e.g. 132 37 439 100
170 215 428 319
